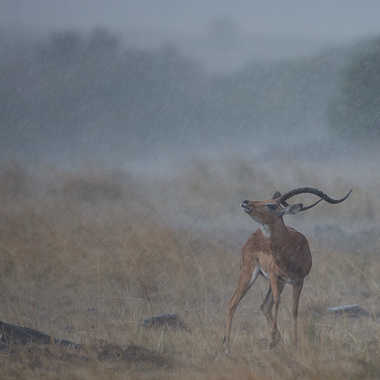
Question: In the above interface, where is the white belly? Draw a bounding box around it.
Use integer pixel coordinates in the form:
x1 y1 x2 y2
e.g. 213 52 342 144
259 266 295 284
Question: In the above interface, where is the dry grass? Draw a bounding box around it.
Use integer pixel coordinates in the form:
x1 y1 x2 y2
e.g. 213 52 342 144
0 157 379 379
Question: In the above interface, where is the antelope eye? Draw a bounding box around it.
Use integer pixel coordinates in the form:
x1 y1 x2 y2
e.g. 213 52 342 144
266 204 278 211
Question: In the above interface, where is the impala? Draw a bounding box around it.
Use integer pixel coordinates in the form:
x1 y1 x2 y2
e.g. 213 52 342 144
223 187 351 353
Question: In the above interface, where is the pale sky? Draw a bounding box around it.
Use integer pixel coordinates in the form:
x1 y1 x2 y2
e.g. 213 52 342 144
2 1 380 70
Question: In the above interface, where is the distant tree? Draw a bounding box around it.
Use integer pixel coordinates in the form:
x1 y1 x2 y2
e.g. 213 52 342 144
328 37 380 139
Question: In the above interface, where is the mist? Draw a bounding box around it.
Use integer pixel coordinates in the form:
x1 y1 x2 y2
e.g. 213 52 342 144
0 26 359 165
1 2 380 278
2 1 380 165
1 2 380 378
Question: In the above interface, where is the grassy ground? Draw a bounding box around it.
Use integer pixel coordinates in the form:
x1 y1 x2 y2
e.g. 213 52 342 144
0 158 379 379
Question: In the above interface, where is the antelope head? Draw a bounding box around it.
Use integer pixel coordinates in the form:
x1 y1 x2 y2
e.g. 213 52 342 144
241 187 352 225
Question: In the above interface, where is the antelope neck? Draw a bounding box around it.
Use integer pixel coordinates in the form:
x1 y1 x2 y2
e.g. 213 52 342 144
259 224 271 238
265 217 288 241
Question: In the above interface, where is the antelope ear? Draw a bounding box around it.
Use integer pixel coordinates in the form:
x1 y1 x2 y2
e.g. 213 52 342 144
272 191 282 199
282 203 303 215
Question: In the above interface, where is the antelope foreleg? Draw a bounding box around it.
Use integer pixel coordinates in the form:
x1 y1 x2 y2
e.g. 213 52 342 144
260 280 285 326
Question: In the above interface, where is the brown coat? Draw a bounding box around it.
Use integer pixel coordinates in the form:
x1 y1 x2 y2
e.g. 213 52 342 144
242 226 312 282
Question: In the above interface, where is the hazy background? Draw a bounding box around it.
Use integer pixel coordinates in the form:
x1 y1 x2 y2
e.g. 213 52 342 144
1 0 380 166
3 0 380 69
1 3 380 378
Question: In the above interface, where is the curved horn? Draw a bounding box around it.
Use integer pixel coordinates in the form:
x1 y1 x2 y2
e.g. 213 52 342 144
299 198 323 212
279 187 352 205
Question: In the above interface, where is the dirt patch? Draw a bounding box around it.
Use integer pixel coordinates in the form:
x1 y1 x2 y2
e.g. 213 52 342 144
97 343 170 368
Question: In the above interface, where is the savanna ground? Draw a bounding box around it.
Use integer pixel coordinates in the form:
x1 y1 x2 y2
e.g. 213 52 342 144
0 152 380 379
